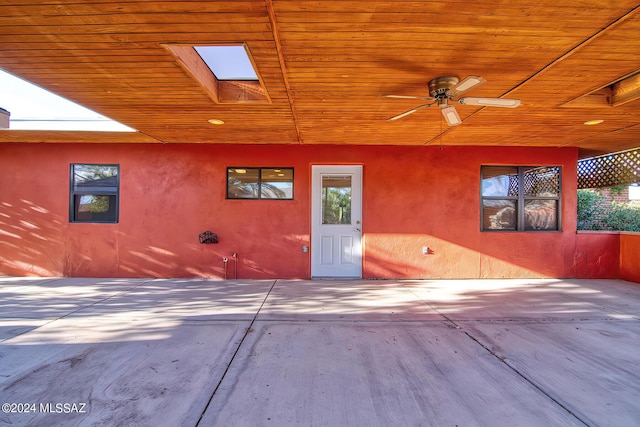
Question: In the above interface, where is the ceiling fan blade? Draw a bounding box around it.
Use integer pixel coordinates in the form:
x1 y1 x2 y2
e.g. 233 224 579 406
458 97 521 108
440 105 462 126
387 103 432 121
384 95 435 101
449 75 486 97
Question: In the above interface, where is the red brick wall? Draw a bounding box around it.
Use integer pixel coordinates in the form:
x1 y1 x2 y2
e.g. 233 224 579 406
596 186 631 206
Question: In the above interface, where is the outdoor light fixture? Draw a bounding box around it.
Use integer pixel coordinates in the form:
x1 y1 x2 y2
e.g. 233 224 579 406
459 97 521 108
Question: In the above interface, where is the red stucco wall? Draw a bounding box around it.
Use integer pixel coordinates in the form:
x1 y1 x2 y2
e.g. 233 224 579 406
572 233 620 279
620 233 640 282
0 143 621 279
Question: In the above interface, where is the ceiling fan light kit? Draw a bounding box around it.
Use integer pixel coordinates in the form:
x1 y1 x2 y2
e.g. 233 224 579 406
386 75 521 126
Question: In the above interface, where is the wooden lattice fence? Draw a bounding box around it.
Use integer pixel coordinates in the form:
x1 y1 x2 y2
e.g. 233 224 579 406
578 149 639 189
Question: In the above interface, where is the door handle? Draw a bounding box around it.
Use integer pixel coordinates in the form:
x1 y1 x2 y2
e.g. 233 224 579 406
354 228 361 232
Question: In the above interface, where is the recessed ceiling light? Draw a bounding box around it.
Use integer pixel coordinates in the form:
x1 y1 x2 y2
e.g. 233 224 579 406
208 119 224 125
584 119 604 125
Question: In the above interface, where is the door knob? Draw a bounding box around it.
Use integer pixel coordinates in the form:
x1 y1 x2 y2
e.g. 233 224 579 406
354 228 361 232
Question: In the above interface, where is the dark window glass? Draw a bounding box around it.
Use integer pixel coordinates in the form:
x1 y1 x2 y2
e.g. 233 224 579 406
523 167 560 197
481 167 518 197
227 168 260 199
70 164 119 223
482 199 517 231
227 167 293 200
481 166 561 232
261 169 294 199
524 200 558 231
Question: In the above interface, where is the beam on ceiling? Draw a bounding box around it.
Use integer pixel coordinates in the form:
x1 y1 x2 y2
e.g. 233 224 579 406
265 0 303 144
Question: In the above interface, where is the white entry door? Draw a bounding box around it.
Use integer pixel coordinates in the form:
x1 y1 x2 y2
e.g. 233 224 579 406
311 165 362 278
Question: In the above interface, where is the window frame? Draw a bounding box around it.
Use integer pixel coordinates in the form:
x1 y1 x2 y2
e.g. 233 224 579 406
69 163 120 223
480 165 562 232
226 167 294 200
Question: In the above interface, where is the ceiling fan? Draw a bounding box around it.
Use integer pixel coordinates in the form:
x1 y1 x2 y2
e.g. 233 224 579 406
386 75 521 126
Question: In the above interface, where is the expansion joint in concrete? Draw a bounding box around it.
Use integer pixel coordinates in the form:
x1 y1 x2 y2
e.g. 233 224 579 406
195 279 278 426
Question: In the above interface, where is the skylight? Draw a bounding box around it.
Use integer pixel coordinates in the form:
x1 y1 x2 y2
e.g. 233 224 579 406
194 45 258 81
0 69 135 132
164 43 270 104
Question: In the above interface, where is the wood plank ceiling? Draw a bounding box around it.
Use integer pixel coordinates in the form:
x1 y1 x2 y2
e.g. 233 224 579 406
0 1 639 157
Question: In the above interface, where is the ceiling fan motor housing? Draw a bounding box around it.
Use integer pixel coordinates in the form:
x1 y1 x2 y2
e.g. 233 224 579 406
428 76 460 98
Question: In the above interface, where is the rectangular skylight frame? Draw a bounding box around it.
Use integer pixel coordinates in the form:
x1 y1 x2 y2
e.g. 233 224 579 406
163 43 270 104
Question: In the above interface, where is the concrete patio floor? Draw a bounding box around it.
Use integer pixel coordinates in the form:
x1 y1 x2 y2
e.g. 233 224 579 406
0 278 639 427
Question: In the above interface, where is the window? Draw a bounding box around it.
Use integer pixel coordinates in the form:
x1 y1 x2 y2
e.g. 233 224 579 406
481 166 561 231
322 175 352 224
227 168 293 200
70 164 119 223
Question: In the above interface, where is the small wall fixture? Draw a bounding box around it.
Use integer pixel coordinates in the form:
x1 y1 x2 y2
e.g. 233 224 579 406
199 231 218 244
